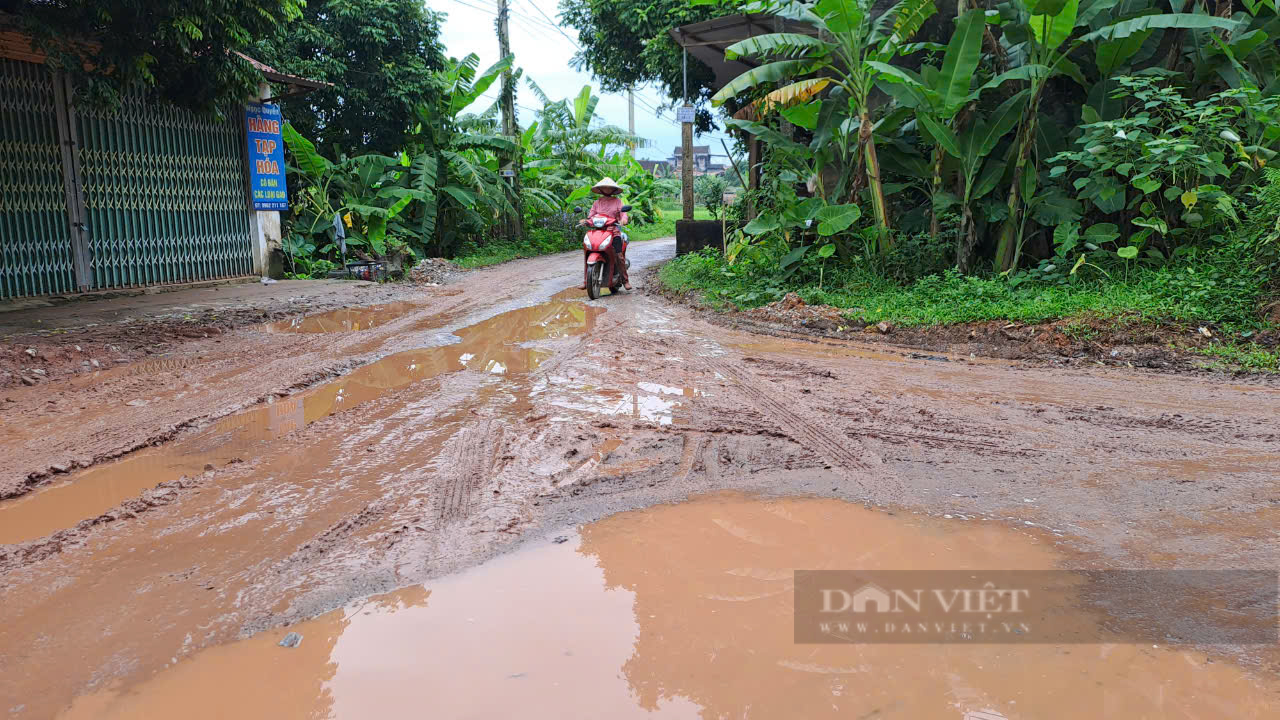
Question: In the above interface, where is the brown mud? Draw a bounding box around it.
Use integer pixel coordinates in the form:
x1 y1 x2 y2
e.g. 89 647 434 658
2 238 1280 717
0 279 433 390
0 300 601 545
56 495 1280 719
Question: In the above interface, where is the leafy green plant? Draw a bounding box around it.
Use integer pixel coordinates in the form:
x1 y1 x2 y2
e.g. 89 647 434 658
990 1 1242 272
1048 77 1247 254
1195 343 1280 373
250 0 448 154
815 242 836 288
11 0 303 112
283 52 530 261
695 175 728 219
1245 167 1280 271
714 0 938 245
872 8 1033 263
282 232 317 278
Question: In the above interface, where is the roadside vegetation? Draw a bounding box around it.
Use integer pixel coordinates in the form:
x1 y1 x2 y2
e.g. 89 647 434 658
34 0 1275 370
646 0 1280 373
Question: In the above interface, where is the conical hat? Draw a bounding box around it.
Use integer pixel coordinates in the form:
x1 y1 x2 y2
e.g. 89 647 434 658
591 177 622 194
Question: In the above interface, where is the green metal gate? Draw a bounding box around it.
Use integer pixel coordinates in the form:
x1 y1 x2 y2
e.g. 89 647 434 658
0 58 254 299
0 58 79 297
76 93 254 289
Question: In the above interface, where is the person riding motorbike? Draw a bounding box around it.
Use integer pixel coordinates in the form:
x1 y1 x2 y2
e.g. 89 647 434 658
578 177 631 291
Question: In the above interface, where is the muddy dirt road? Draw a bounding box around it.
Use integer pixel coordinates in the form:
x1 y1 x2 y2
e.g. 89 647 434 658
3 237 1280 717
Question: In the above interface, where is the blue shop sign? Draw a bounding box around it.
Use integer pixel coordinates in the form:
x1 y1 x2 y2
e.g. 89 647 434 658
245 103 288 211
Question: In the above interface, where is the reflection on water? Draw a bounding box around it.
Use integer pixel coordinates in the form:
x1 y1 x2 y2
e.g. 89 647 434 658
0 301 602 545
263 302 423 334
538 380 702 426
57 494 1280 719
549 389 683 425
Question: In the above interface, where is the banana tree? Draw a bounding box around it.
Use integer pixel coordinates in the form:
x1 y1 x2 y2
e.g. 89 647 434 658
281 126 424 260
712 0 937 250
871 8 1028 257
524 81 643 183
409 53 524 254
991 1 1242 271
282 52 526 260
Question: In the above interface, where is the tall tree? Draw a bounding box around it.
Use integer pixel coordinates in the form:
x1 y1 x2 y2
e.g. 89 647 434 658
558 0 743 131
1 0 303 113
251 0 449 155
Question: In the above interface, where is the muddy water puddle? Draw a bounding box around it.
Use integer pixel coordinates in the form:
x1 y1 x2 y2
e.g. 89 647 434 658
263 301 422 333
60 494 1280 719
544 383 690 425
0 300 602 545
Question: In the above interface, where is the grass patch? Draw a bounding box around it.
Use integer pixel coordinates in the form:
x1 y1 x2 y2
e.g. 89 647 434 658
1191 343 1280 373
655 199 718 221
659 245 1275 336
628 217 677 243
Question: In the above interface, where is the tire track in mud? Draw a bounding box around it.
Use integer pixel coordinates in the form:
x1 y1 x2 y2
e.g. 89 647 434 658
435 420 503 522
3 298 476 497
676 433 708 481
695 354 892 494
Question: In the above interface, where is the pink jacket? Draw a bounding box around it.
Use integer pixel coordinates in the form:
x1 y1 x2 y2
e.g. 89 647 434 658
589 195 627 224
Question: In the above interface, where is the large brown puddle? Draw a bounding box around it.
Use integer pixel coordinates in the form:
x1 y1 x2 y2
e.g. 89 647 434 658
58 494 1280 718
0 300 602 545
263 301 422 333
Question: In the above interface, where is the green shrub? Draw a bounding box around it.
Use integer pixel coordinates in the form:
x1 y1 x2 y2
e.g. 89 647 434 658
661 240 1271 332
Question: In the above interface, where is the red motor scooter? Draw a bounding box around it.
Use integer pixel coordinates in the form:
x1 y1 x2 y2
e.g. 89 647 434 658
577 204 632 300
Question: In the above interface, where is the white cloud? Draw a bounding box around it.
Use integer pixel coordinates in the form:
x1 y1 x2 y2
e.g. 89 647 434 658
435 0 736 164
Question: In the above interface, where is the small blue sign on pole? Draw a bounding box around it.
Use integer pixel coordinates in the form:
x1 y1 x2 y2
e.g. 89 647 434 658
245 102 288 211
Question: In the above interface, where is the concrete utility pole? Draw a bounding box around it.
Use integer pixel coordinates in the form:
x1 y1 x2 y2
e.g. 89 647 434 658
496 0 524 240
627 87 635 142
680 45 694 221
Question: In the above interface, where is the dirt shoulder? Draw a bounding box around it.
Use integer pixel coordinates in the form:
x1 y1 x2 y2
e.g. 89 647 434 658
0 278 444 391
0 278 478 499
643 266 1280 380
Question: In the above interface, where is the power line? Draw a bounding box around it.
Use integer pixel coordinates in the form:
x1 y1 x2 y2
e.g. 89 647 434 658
443 0 689 141
516 0 582 50
445 0 497 15
508 13 564 46
467 0 563 37
475 91 540 115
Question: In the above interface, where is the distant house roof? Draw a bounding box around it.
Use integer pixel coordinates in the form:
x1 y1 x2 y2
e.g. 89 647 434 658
672 146 711 156
638 159 670 170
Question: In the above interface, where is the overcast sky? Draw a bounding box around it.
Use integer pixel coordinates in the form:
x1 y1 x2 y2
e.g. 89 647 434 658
435 0 736 164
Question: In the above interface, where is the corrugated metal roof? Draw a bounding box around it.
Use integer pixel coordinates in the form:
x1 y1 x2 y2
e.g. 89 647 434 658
0 31 47 64
233 51 330 94
668 13 817 92
0 26 326 97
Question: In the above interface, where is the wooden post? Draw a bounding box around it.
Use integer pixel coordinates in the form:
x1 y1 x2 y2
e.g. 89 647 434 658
681 107 694 221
